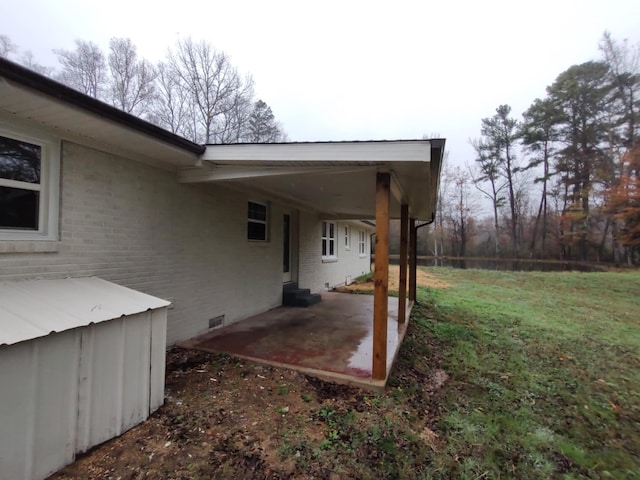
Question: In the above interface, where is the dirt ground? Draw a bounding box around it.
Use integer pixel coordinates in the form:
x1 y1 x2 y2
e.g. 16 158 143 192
50 270 447 480
336 265 450 292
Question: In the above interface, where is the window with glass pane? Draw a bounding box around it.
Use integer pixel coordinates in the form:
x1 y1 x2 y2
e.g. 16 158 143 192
322 221 336 258
248 201 268 241
359 230 366 255
0 135 42 230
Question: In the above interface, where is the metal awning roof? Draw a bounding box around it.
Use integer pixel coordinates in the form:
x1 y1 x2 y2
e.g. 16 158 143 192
0 277 170 346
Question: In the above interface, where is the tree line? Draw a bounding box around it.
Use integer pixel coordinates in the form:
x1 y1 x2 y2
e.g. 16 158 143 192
0 34 286 144
433 32 639 265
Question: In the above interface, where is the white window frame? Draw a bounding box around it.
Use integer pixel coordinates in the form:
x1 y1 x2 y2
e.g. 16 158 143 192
343 225 350 250
247 201 269 242
322 221 337 261
0 122 60 242
358 230 367 257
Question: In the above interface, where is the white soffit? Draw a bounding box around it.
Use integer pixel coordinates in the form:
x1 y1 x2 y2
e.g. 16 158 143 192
195 140 435 219
0 78 199 169
0 277 170 346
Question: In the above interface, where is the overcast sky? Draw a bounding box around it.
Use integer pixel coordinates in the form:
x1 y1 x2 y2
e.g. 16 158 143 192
2 0 640 169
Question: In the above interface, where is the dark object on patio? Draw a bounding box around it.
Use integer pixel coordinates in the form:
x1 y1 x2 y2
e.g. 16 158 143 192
282 283 321 307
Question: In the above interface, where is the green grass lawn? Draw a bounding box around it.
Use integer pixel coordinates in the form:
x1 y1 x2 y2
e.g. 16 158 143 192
412 267 640 479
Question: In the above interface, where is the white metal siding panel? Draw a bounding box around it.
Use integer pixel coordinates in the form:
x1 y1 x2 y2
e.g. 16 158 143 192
121 313 151 431
0 331 79 480
0 281 167 479
30 331 79 480
76 321 124 452
149 309 167 412
0 341 34 480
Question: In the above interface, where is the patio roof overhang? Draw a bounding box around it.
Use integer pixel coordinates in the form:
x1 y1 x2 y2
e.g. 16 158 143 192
181 140 446 384
180 140 445 221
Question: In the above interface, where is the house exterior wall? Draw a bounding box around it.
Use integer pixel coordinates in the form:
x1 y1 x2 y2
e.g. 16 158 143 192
297 211 372 294
0 141 284 345
0 137 374 346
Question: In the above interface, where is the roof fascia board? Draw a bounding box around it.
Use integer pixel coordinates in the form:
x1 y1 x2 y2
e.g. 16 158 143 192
202 140 432 163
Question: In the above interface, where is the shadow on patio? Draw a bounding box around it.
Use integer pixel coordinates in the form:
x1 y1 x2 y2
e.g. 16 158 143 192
179 292 409 391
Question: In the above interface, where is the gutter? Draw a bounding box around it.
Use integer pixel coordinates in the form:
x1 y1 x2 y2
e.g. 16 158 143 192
412 213 435 303
0 57 205 156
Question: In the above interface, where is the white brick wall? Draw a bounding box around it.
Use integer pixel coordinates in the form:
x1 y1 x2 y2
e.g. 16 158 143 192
0 142 284 345
297 211 372 293
1 139 375 345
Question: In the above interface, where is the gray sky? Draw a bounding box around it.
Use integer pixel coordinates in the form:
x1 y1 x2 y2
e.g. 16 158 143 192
2 0 640 168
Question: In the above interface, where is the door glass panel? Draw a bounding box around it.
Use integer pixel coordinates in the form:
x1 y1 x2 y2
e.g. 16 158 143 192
283 214 290 273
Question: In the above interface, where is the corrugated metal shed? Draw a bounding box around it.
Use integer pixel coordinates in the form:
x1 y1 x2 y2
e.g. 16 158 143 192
0 277 169 480
0 276 170 346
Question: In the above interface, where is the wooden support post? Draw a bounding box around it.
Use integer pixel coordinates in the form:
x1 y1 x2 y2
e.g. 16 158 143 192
373 172 390 381
398 204 409 325
409 218 417 302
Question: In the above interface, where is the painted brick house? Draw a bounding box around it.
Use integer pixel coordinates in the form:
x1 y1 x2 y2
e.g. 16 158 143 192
0 57 444 350
1 56 444 479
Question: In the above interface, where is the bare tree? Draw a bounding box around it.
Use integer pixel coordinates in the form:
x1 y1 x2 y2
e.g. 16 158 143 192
107 38 156 116
444 166 478 257
148 62 193 135
432 152 451 258
54 40 107 98
0 35 17 58
18 50 54 76
166 37 254 144
216 79 255 143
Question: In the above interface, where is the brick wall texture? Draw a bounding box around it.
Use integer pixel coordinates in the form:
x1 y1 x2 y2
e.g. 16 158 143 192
0 141 373 345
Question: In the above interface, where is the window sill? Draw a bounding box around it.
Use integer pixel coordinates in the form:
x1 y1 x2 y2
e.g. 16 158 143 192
0 240 61 254
359 254 368 258
322 256 338 263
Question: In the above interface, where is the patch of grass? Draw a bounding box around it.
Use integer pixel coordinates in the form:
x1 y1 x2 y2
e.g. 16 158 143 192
416 267 640 479
277 384 289 395
353 271 373 282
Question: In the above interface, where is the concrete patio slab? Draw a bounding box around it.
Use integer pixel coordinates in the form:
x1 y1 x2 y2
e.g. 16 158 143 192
179 292 410 391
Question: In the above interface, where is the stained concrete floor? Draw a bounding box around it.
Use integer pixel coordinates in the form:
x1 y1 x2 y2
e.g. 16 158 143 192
180 292 409 390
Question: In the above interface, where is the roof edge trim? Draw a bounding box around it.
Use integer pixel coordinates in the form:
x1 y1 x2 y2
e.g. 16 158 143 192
0 57 205 155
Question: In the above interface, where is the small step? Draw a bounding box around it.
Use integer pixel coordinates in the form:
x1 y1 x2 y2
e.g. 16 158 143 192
282 283 321 307
283 287 311 303
290 293 322 307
